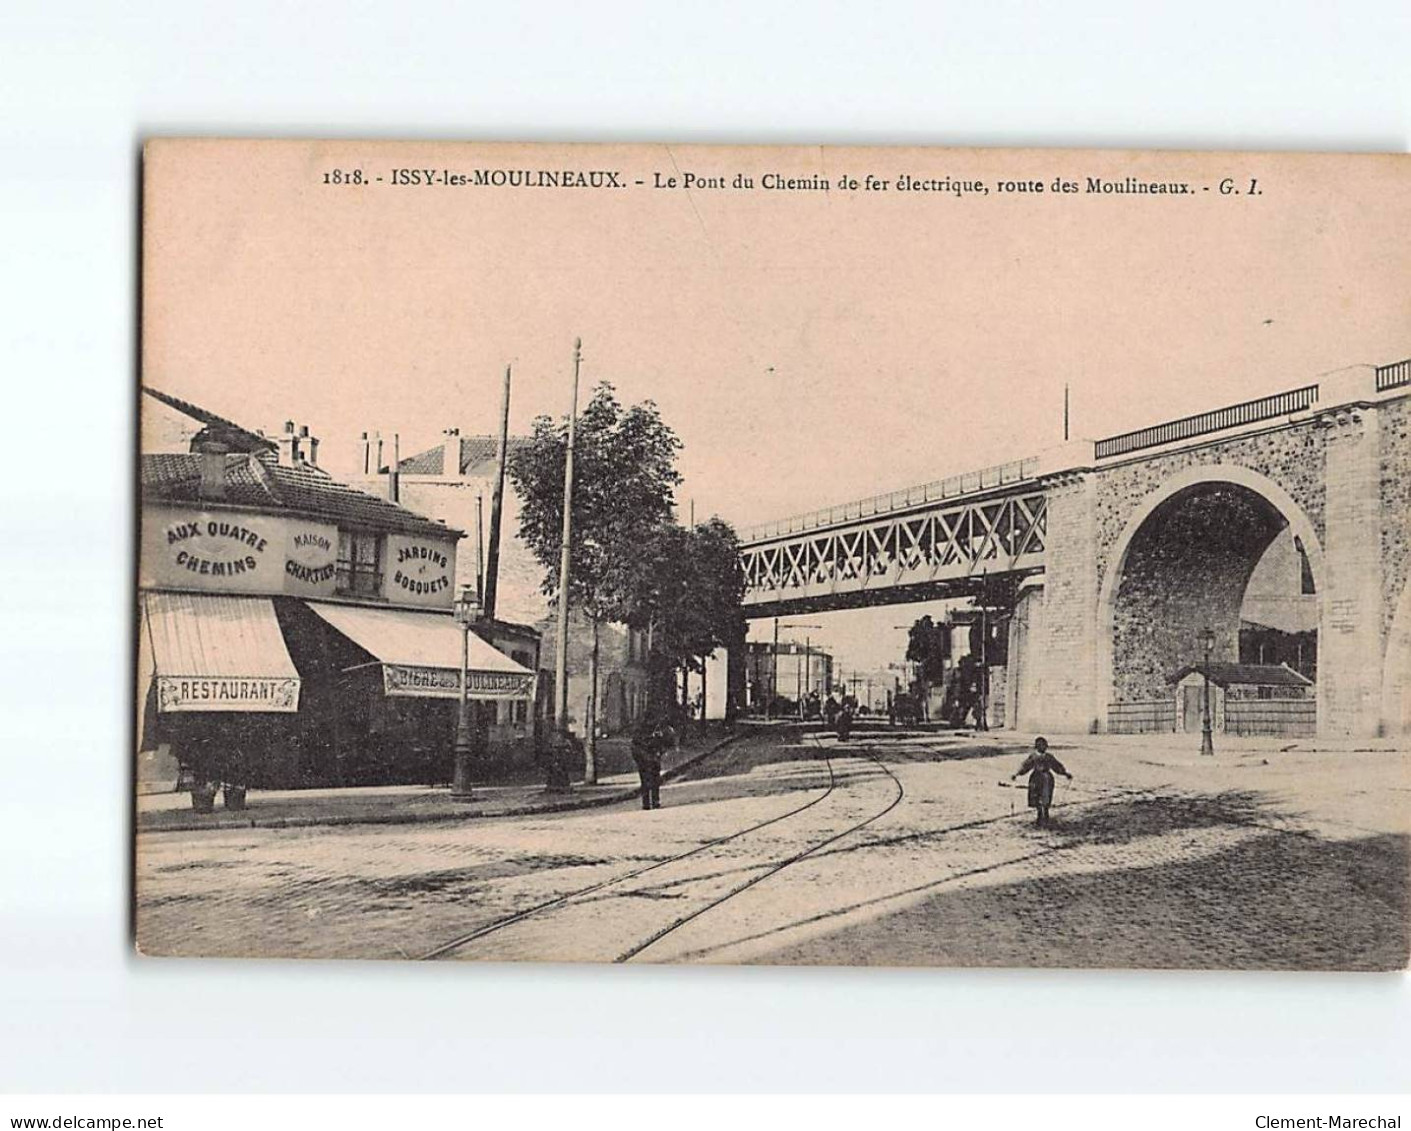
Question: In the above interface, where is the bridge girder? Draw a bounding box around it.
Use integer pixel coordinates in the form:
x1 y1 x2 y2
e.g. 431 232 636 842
739 489 1048 617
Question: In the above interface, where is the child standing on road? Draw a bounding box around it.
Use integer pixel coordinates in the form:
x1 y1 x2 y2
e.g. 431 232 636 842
1012 736 1072 827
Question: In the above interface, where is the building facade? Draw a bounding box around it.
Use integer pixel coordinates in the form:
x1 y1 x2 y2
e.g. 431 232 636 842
745 641 833 711
138 390 537 793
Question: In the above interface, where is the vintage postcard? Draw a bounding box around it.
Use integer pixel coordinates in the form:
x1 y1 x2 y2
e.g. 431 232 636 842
137 139 1409 969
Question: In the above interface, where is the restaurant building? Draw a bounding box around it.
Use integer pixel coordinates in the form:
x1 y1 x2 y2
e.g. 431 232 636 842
138 388 538 793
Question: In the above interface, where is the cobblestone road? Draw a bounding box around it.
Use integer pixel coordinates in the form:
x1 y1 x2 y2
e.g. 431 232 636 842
135 726 1411 970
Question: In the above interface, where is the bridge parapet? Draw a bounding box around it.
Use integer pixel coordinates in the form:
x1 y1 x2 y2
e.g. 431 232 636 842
740 456 1038 544
738 357 1410 644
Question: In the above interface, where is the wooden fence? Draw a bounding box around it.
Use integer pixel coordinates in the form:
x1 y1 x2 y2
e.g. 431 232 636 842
1106 700 1176 734
1225 698 1316 737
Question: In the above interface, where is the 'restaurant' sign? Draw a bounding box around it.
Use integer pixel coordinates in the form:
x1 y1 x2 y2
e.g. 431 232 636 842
156 675 301 713
382 665 535 700
383 534 456 608
141 506 339 598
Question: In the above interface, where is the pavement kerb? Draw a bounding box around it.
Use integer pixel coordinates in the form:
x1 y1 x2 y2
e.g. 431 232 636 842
139 729 749 835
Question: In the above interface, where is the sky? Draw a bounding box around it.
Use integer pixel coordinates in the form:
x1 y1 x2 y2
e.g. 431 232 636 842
143 140 1411 671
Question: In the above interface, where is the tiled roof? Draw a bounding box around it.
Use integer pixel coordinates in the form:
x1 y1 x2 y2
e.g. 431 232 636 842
142 386 277 454
141 453 461 539
1169 662 1313 688
397 435 531 477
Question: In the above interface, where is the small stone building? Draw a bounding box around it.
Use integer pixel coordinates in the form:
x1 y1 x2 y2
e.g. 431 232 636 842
1169 662 1315 738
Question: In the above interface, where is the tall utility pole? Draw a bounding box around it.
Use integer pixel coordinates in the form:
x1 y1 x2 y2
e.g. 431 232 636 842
976 572 990 731
550 340 581 790
775 622 822 719
483 365 512 622
766 617 779 720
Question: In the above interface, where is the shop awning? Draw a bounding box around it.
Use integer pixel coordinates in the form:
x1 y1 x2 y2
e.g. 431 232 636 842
142 592 301 713
305 601 537 701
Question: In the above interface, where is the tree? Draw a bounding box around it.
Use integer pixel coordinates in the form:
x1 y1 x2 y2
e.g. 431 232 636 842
906 615 949 684
509 383 682 783
687 518 748 726
608 517 746 730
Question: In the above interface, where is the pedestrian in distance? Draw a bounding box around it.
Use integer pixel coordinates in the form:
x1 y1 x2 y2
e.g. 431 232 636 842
631 714 670 811
1011 736 1072 827
836 700 854 743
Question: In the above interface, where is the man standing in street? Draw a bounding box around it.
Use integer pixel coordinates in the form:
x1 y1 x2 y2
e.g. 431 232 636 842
631 714 670 810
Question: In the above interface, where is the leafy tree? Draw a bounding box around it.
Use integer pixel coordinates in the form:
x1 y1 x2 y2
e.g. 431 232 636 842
689 518 749 725
906 615 949 684
509 383 681 782
611 517 747 729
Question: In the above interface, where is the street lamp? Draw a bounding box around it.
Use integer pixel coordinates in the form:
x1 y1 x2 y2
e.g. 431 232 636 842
1200 625 1215 758
452 586 482 799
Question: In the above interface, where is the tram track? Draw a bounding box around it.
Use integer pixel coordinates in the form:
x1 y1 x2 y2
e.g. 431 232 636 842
418 727 839 960
419 727 1193 965
614 733 905 962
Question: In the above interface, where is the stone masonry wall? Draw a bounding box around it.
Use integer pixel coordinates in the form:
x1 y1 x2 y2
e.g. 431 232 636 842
1109 485 1284 701
1093 421 1327 590
1321 406 1385 735
1029 474 1100 732
1380 396 1411 643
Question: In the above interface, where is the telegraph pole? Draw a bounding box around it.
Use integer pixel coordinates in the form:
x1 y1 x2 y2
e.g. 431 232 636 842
978 571 989 730
483 365 511 622
768 617 779 720
549 341 581 791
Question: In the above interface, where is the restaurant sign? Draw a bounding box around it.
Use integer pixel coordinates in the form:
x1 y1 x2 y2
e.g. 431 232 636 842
382 665 535 701
156 675 301 713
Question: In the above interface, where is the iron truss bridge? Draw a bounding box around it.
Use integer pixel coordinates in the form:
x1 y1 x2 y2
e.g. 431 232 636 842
739 475 1048 618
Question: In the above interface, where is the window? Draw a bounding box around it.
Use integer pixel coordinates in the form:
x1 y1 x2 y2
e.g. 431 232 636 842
336 530 382 596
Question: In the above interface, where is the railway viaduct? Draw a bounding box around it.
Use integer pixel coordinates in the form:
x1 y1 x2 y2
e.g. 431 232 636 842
738 359 1411 738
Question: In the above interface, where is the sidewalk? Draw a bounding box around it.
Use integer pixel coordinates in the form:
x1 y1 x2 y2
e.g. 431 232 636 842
136 728 741 834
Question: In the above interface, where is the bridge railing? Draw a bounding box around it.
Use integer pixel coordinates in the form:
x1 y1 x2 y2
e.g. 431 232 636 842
1377 358 1411 392
740 456 1039 543
743 356 1409 546
1093 383 1320 460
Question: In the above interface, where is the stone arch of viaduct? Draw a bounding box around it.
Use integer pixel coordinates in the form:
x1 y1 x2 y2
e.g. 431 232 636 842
1016 371 1407 739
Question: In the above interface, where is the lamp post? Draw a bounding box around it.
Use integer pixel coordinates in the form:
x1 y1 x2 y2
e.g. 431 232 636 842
451 586 482 799
1200 625 1215 758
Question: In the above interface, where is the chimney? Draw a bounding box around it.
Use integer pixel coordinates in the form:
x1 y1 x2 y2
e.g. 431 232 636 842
442 427 461 478
276 420 298 466
275 420 319 466
195 439 229 500
299 424 319 467
359 431 370 475
388 433 401 503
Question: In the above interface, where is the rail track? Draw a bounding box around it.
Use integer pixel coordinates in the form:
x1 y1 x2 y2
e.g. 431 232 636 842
418 726 1177 965
420 728 910 963
615 733 905 962
418 727 842 960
